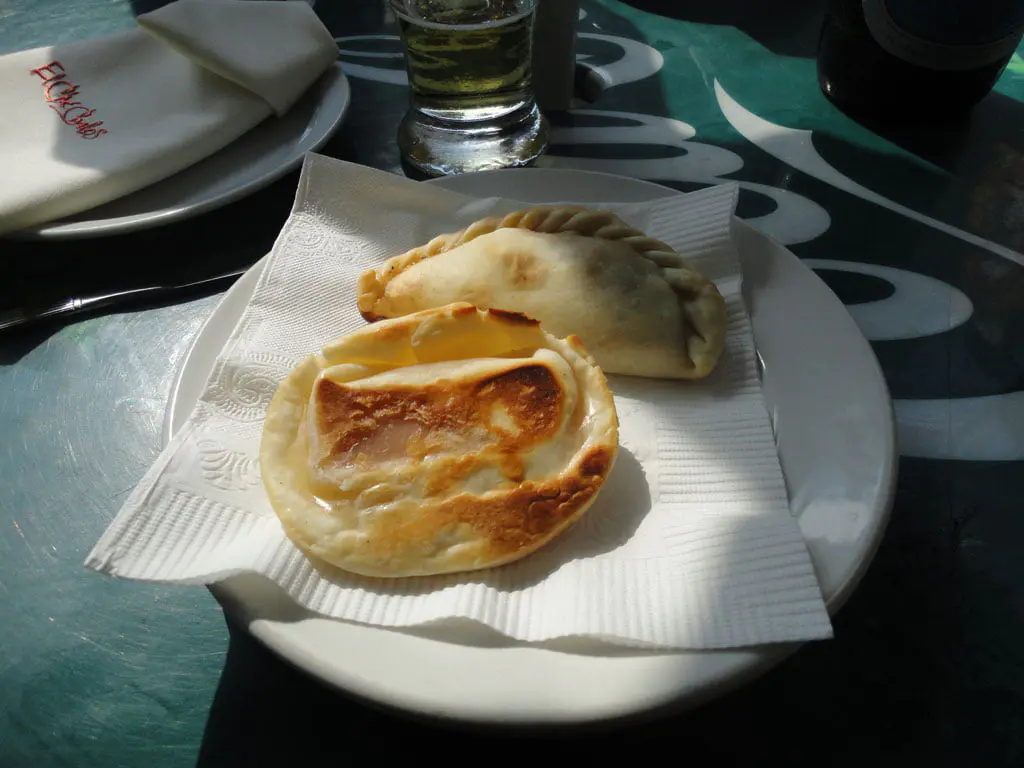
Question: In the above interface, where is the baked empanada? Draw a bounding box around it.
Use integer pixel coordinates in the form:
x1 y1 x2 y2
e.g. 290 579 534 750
260 303 618 578
357 206 726 379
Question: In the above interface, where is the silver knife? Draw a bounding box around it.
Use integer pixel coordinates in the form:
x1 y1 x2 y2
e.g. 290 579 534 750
0 267 248 333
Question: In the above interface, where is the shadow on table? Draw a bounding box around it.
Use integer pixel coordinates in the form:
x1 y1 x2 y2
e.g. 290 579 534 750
819 89 1024 252
128 0 173 13
0 169 298 364
622 0 827 57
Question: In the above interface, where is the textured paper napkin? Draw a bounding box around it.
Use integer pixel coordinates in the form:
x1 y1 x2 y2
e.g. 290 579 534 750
86 154 832 649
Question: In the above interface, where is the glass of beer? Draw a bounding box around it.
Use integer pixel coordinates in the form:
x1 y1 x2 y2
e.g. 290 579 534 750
390 0 550 176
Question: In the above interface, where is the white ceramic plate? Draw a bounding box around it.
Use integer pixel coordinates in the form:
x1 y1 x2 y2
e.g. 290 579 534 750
165 169 897 726
13 64 350 241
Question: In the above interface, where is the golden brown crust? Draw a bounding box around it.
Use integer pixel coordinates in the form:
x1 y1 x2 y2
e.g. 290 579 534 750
313 362 564 473
487 308 540 327
359 444 614 564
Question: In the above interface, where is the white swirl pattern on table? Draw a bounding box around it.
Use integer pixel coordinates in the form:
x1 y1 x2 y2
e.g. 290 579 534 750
801 260 974 341
545 114 833 246
714 80 1024 270
894 393 1024 461
576 33 664 89
335 35 409 86
713 79 1024 460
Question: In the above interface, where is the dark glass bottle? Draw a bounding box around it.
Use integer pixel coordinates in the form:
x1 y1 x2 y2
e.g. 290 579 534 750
817 0 1024 119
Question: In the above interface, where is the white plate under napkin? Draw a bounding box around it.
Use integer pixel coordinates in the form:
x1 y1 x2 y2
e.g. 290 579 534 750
88 159 892 724
165 168 896 723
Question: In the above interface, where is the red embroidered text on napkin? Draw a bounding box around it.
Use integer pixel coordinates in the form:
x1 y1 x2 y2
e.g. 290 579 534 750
29 61 108 140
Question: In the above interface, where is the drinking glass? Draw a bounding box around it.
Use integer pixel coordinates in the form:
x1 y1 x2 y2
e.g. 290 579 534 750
391 0 550 176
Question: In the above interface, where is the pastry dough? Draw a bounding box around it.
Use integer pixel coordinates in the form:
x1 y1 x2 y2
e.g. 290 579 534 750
357 206 726 379
260 303 618 578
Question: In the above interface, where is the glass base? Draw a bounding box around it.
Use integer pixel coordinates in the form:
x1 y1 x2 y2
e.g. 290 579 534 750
397 101 549 177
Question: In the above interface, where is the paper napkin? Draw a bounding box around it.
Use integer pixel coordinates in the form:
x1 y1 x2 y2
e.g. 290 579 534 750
86 154 832 650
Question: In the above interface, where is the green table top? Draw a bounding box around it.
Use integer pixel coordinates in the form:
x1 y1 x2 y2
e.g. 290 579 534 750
2 1 1023 765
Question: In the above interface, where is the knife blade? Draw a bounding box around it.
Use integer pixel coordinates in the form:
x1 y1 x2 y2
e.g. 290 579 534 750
0 267 248 333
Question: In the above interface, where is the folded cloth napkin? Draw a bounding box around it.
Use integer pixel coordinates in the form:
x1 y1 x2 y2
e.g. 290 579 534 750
85 154 833 651
0 0 338 235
